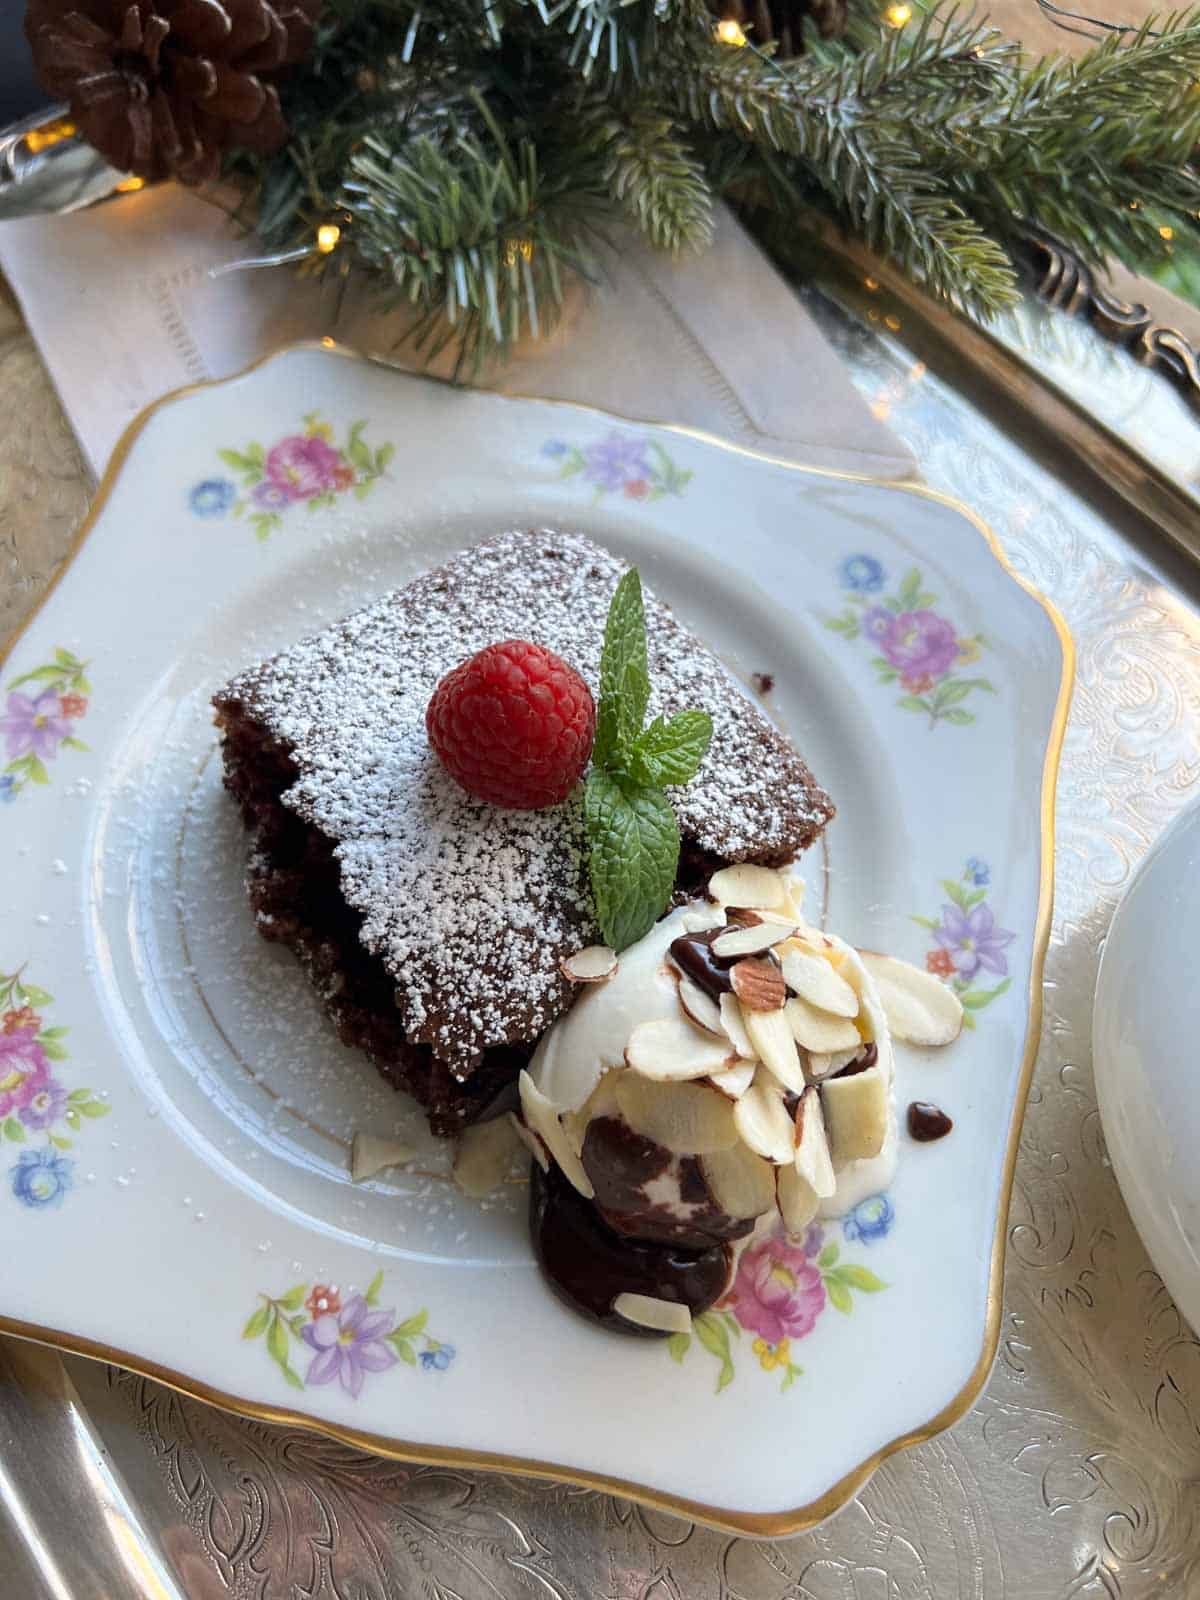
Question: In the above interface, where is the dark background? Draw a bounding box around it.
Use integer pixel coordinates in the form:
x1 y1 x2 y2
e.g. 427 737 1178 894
2 12 50 126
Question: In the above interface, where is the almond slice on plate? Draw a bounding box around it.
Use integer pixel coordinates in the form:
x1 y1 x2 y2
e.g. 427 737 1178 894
718 993 756 1059
708 864 787 910
777 1162 820 1234
519 1070 594 1197
350 1133 415 1183
730 956 787 1012
625 1016 736 1081
793 1084 836 1198
560 945 619 983
733 1078 795 1164
677 974 724 1035
857 950 964 1046
805 1045 863 1081
511 1111 550 1172
712 920 796 959
709 1059 757 1100
562 1072 620 1157
821 1064 889 1163
453 1115 523 1198
785 994 862 1054
613 1292 693 1335
699 1144 777 1219
743 1006 806 1093
779 946 859 1018
614 1074 739 1154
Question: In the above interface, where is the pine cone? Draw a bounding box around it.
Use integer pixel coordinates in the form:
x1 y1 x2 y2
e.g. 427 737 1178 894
24 0 320 185
714 0 847 55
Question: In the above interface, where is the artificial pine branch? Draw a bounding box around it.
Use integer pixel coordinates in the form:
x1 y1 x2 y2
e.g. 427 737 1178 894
581 102 716 250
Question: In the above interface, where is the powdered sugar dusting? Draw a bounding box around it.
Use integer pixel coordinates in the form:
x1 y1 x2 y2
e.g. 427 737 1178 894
218 531 832 1072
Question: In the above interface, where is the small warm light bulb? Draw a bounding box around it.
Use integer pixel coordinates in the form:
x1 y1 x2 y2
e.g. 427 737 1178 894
716 17 748 45
1160 225 1175 240
863 276 879 291
115 176 145 193
24 117 76 154
503 238 535 267
316 223 341 254
885 3 912 25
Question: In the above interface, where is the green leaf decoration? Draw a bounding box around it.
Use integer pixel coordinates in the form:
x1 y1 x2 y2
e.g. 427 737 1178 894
941 878 969 910
266 1312 299 1379
938 708 974 725
722 1311 741 1338
780 1363 802 1392
960 977 1012 1009
67 1088 90 1104
276 1282 309 1312
897 695 931 715
394 1308 429 1338
54 649 79 669
40 1027 69 1041
27 756 50 786
932 679 972 709
910 914 939 929
667 1331 691 1363
584 768 680 952
837 1265 887 1292
365 1268 385 1306
78 1099 110 1118
897 568 924 610
218 448 255 472
61 736 89 752
376 442 395 470
9 664 71 688
693 1310 735 1392
48 1134 72 1151
65 1109 80 1131
393 1338 417 1366
593 567 649 767
817 1242 840 1268
243 1304 271 1340
21 986 52 1006
41 1041 68 1061
826 1279 853 1315
629 709 713 788
3 1117 25 1143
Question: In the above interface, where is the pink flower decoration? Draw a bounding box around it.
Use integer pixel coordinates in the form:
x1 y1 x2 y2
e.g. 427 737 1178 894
0 1027 51 1117
729 1234 827 1345
0 689 72 761
264 435 346 501
300 1292 398 1396
878 610 960 683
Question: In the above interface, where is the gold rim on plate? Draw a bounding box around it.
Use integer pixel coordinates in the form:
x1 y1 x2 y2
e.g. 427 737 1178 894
0 340 1074 1538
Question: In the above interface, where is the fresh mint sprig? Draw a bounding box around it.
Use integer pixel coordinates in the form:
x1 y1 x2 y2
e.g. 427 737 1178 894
585 570 713 951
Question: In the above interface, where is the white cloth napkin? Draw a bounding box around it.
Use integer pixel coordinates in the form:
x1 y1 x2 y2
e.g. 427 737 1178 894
0 183 913 483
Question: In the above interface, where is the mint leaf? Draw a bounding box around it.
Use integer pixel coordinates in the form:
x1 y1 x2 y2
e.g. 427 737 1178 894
630 709 713 788
594 568 649 767
585 768 680 951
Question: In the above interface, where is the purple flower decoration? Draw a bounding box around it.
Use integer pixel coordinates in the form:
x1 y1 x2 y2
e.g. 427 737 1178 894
878 610 960 682
265 434 344 501
252 481 291 510
582 432 651 492
18 1078 68 1131
862 606 896 646
0 690 72 761
0 1027 50 1117
300 1293 398 1397
935 902 1015 980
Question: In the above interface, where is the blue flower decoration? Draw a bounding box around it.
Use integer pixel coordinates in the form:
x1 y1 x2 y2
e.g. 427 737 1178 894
540 440 569 459
189 478 237 517
419 1342 456 1371
965 857 990 887
839 554 885 593
0 774 16 804
11 1147 74 1209
842 1193 893 1245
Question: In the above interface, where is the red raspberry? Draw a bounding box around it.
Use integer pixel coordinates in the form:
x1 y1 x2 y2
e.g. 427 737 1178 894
426 640 595 810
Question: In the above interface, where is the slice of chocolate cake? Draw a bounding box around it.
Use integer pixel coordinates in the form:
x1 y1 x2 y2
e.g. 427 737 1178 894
213 530 834 1134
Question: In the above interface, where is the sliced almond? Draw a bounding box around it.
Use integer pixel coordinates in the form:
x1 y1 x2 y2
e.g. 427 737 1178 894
708 863 786 910
625 1016 735 1082
743 1006 806 1093
709 1059 757 1100
562 1072 620 1157
560 945 618 983
779 946 859 1018
793 1085 836 1198
613 1292 693 1335
519 1070 594 1197
777 1163 819 1234
350 1133 415 1182
730 956 787 1013
699 1144 777 1219
614 1074 739 1154
857 950 964 1046
805 1045 863 1081
510 1111 550 1172
718 993 756 1059
677 974 724 1035
785 994 863 1054
453 1116 523 1198
712 920 796 959
733 1078 795 1164
821 1065 889 1164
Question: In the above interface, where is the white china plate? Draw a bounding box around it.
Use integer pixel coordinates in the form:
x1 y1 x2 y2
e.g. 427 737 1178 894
1094 800 1200 1337
0 346 1069 1534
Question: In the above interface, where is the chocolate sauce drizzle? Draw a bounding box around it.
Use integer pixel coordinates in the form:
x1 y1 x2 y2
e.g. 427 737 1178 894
907 1100 953 1141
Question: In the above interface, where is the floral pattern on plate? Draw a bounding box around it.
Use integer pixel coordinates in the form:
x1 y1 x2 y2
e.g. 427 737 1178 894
1 649 91 804
542 432 692 501
825 555 995 727
191 414 395 540
243 1271 453 1396
914 858 1015 1028
667 1213 888 1394
2 969 110 1208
